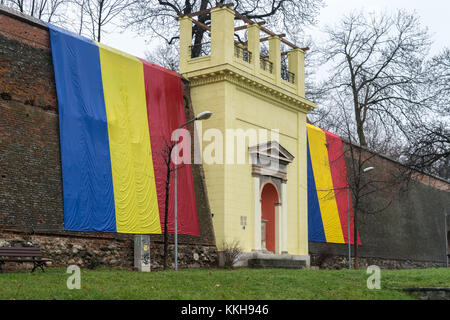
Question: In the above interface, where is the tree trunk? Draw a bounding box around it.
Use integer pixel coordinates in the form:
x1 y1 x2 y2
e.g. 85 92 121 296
163 162 171 270
31 0 36 17
353 201 359 269
190 0 209 58
354 105 367 148
97 0 103 42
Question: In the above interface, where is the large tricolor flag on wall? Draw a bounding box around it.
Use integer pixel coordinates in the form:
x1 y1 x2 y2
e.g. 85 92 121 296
47 24 199 235
307 124 361 245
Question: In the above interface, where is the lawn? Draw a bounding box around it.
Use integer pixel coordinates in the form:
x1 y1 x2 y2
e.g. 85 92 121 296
0 267 449 300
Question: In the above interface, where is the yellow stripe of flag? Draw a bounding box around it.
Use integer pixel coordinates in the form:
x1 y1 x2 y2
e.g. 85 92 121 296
307 124 344 243
98 43 161 234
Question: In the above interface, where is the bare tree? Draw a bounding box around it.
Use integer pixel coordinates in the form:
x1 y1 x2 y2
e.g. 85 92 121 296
400 48 450 180
323 93 410 268
76 0 85 35
159 139 175 270
307 11 449 266
145 42 179 72
402 121 450 180
157 137 189 270
75 0 132 42
3 0 68 23
126 0 324 57
314 10 435 150
428 48 450 108
340 103 393 268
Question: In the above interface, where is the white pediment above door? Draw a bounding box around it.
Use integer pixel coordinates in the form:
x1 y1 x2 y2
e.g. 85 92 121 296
249 141 294 181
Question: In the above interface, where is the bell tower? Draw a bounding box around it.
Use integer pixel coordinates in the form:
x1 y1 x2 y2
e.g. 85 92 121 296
179 4 315 263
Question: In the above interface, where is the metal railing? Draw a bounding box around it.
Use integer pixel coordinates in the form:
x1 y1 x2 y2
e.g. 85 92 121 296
281 66 295 84
234 44 252 63
189 41 211 58
260 57 273 73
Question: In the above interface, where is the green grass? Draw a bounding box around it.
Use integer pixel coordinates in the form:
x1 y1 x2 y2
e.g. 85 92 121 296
0 267 449 300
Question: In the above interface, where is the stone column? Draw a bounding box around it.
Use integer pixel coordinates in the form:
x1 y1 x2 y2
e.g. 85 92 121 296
178 16 193 74
269 36 281 86
281 182 288 253
297 113 309 255
253 176 262 251
134 235 151 272
211 6 235 65
287 48 305 97
247 24 261 74
275 201 282 254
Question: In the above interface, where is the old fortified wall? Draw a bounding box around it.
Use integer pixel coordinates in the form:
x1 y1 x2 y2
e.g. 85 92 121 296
309 142 450 269
0 6 217 270
1 5 449 271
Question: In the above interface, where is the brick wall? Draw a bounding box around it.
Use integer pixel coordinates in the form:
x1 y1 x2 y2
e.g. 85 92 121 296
0 12 56 110
0 12 61 231
0 7 216 270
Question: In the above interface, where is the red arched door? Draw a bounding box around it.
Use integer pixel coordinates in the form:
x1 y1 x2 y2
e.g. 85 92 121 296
261 183 278 253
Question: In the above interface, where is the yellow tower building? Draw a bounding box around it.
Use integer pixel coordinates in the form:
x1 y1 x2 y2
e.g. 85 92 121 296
179 5 315 266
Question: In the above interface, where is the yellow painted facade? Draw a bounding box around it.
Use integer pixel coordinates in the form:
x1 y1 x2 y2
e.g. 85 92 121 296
179 7 315 256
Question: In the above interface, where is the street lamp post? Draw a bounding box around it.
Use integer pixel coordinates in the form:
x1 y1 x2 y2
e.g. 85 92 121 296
348 166 375 269
445 212 449 268
347 184 351 269
173 111 212 271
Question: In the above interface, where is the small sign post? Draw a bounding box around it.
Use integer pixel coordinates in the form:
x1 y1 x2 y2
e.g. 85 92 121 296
134 235 151 272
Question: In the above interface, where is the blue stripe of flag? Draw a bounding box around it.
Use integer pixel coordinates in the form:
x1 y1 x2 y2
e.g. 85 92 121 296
47 24 116 232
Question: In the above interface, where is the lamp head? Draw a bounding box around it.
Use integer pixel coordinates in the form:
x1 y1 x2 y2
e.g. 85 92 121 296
195 111 212 121
363 166 375 173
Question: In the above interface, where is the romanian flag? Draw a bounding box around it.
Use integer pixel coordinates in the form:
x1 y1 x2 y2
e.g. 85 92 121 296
307 124 361 245
47 24 199 235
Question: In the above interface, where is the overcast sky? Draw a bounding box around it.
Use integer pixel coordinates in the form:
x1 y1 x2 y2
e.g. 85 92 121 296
103 0 449 61
304 0 449 56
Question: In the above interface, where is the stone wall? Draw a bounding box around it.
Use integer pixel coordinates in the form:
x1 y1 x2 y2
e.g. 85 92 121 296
0 231 217 271
0 6 217 271
403 288 450 300
0 231 132 270
309 142 450 268
310 253 444 270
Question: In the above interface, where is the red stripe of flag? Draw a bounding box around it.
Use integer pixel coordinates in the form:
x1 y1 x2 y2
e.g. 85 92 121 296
324 129 361 245
140 59 200 236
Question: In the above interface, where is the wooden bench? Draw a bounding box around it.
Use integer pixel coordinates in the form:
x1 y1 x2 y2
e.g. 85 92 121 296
0 247 51 273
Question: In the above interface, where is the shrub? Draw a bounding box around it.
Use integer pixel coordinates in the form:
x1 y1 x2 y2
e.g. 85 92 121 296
221 240 242 269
